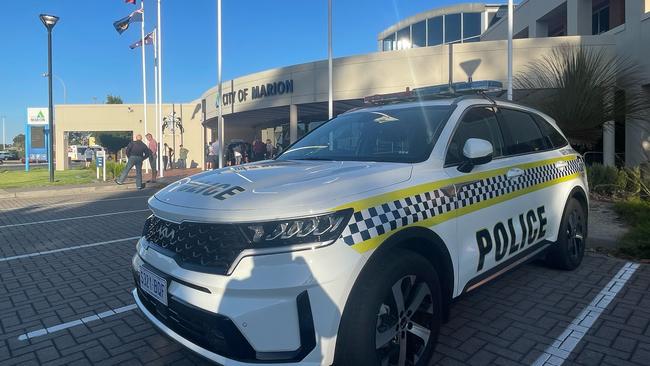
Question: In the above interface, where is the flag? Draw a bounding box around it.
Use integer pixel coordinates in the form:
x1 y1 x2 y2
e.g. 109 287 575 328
125 0 137 4
130 29 155 49
113 9 143 34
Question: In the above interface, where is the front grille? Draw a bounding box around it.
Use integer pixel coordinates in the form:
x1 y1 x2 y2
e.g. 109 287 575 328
143 216 249 275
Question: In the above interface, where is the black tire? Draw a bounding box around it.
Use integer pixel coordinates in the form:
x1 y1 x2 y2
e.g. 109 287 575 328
546 197 588 270
334 249 442 366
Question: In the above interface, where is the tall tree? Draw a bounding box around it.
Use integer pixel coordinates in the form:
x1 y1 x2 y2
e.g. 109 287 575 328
95 132 131 160
514 44 650 144
106 95 124 104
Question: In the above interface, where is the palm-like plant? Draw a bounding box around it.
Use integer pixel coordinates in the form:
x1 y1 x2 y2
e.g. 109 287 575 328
514 44 650 144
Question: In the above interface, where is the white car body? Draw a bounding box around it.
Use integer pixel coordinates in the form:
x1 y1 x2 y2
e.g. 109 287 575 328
132 96 588 365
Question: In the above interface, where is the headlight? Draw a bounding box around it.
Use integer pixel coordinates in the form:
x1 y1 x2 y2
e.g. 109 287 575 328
241 209 353 248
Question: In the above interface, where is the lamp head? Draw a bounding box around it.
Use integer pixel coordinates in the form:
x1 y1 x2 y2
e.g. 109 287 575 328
39 14 59 30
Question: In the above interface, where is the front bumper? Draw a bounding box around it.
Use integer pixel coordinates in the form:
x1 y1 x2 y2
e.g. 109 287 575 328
132 237 365 365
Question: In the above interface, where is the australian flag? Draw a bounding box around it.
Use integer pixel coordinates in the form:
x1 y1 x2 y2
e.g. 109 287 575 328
113 9 143 34
130 29 155 49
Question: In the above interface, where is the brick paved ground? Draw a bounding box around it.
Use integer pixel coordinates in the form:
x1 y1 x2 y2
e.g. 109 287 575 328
0 189 648 365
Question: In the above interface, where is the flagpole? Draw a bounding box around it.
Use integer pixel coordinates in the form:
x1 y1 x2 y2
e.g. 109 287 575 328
328 0 333 119
217 0 224 169
140 0 149 173
157 0 164 178
507 0 513 101
153 28 160 177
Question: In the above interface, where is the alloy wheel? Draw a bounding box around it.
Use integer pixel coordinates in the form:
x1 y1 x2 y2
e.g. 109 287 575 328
566 208 585 261
375 275 434 366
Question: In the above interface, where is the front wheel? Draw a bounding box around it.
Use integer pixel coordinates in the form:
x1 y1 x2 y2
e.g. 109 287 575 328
335 250 442 366
546 197 587 270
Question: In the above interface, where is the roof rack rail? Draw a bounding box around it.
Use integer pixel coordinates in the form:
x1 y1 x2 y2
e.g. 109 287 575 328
364 80 503 105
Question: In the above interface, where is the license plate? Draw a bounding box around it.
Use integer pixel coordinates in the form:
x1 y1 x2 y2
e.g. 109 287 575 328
139 266 168 306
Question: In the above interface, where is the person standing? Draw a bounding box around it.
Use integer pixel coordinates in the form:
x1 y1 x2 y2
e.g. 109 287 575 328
84 148 94 168
162 143 169 171
252 137 266 162
210 140 220 169
178 145 189 169
265 139 274 159
115 134 150 189
145 133 158 183
166 144 175 169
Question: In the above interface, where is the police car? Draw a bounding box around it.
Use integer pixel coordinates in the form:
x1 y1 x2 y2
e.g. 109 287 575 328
132 81 588 366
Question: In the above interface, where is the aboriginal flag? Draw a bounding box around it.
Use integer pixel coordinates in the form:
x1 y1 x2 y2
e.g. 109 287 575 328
130 29 155 49
125 0 137 4
113 9 143 34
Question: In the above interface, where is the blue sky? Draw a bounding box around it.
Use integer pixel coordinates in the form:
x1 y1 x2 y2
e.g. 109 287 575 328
0 0 500 142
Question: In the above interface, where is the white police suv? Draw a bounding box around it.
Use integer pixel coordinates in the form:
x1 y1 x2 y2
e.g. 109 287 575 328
132 81 588 366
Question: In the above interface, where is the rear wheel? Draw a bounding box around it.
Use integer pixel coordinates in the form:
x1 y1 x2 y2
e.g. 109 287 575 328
335 250 442 366
546 197 587 270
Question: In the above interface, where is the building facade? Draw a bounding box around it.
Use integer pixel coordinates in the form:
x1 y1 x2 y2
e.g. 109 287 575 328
48 0 649 171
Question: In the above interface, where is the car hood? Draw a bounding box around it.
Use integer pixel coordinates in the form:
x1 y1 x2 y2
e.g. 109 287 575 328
152 160 411 218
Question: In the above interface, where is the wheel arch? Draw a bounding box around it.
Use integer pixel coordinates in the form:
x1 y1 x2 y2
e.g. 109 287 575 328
347 227 455 323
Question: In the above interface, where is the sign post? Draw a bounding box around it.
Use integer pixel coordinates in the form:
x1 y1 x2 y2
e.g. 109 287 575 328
26 107 49 172
96 150 106 181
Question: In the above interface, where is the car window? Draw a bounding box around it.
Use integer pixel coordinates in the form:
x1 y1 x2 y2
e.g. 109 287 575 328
498 108 550 155
445 106 503 166
278 105 452 163
533 114 569 149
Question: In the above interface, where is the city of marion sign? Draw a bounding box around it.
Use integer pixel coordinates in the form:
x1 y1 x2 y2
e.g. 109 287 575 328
221 79 294 107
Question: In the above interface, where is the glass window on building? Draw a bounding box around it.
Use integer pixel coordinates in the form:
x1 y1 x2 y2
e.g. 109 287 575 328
463 12 482 40
445 13 461 43
592 5 610 34
396 26 411 49
411 20 426 47
382 33 395 51
427 16 443 46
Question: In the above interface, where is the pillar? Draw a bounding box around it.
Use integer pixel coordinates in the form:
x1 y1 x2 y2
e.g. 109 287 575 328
567 0 592 36
55 129 68 171
290 104 298 143
603 121 615 167
531 20 548 38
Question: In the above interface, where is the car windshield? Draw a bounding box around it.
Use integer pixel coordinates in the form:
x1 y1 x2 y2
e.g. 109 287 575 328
277 105 453 163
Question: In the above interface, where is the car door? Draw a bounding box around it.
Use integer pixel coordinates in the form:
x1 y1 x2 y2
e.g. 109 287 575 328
442 105 526 294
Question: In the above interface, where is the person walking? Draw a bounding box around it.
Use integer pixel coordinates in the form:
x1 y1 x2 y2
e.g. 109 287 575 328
115 134 150 189
162 143 169 171
178 145 189 169
145 133 158 183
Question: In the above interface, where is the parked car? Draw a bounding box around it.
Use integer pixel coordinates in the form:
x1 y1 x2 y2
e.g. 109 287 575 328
132 81 588 366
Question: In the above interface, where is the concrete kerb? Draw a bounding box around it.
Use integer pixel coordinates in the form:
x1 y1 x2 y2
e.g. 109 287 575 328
0 180 172 200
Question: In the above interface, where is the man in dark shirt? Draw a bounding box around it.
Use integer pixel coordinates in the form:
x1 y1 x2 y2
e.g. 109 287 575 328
115 134 151 189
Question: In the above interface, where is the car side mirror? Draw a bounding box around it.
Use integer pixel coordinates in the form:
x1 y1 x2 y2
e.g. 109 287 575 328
458 138 493 173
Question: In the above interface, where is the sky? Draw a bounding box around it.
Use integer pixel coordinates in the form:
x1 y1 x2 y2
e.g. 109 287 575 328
0 0 500 143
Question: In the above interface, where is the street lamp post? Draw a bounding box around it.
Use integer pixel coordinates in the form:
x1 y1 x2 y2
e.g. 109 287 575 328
40 13 59 183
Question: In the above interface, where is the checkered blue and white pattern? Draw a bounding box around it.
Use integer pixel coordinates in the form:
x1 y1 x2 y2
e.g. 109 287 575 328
340 157 584 246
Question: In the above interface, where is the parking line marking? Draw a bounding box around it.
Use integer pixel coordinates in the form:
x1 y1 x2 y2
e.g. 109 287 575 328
17 303 138 341
0 209 150 229
0 195 150 211
531 262 639 366
0 236 140 262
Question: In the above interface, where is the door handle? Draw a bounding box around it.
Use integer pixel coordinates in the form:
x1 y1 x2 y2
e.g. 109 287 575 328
554 160 569 170
506 168 525 180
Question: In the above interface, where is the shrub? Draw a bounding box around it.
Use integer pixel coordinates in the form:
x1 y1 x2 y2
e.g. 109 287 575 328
587 164 643 197
614 199 650 259
106 161 126 179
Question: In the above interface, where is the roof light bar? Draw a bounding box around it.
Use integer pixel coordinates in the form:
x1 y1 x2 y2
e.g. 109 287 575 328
364 80 503 105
